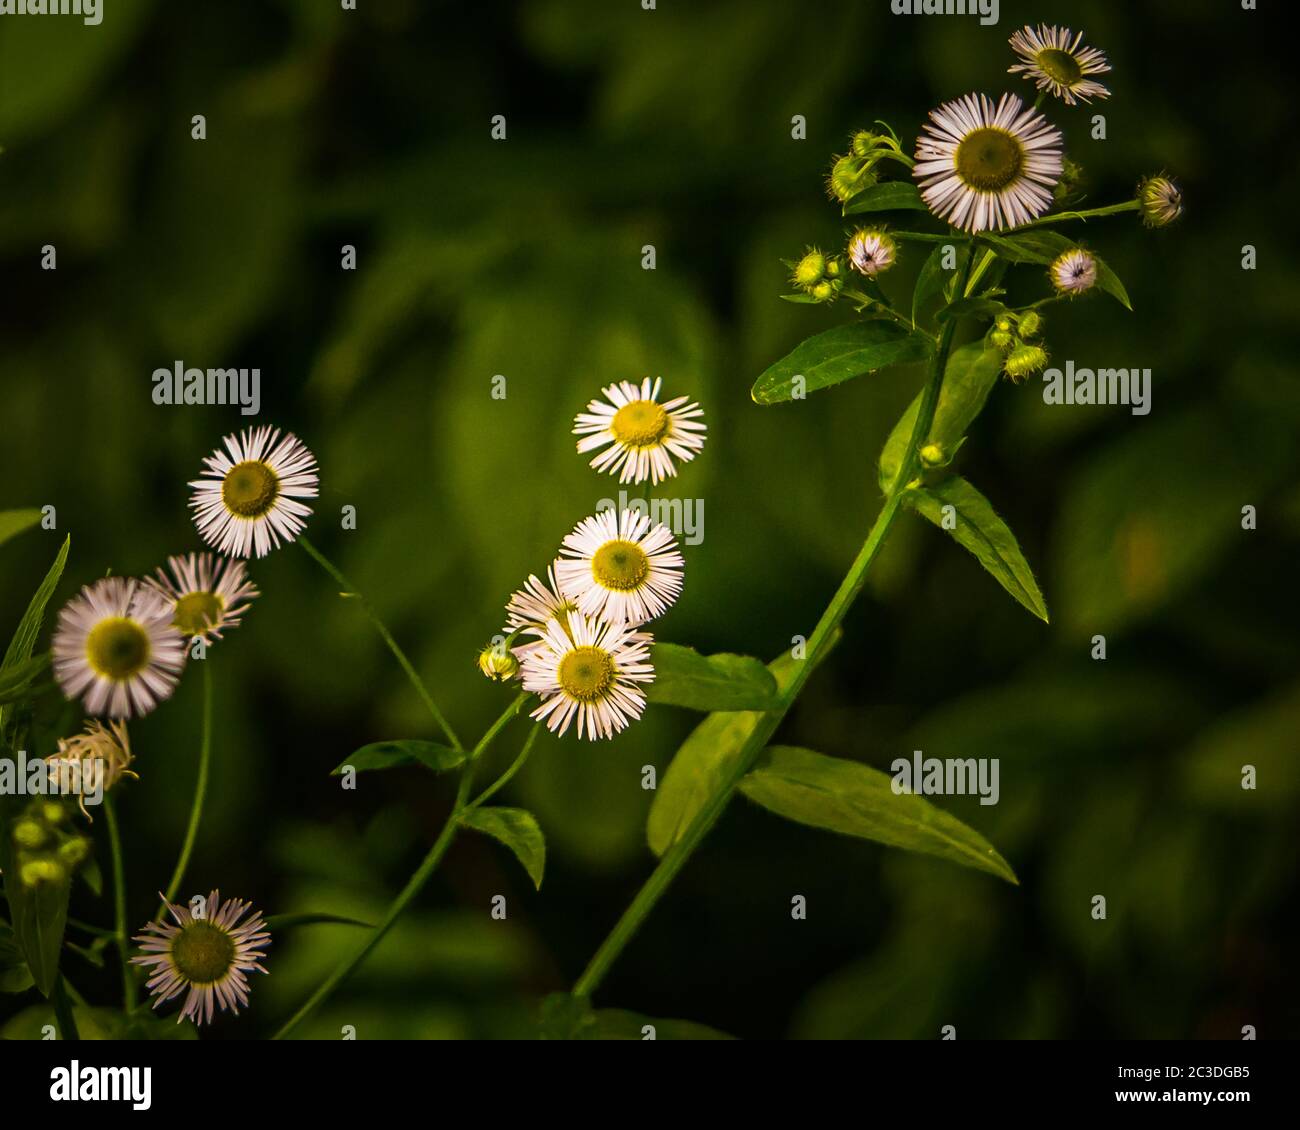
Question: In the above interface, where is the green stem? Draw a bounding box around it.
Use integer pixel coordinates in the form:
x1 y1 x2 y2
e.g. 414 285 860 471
271 692 527 1040
573 245 979 1000
52 976 80 1040
891 231 972 245
103 797 136 1011
157 659 213 919
466 722 541 811
299 535 463 751
1019 200 1140 229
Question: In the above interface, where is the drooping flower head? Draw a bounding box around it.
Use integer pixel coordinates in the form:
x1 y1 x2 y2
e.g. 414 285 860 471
573 378 707 486
1050 248 1098 295
132 890 270 1026
847 228 897 277
148 552 259 642
555 509 684 626
189 426 319 558
504 564 578 657
913 93 1063 233
1008 24 1112 106
1138 175 1183 228
45 719 137 820
52 578 186 719
520 613 654 740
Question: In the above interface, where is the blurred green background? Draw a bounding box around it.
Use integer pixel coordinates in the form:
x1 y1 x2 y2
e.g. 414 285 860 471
1 0 1297 1039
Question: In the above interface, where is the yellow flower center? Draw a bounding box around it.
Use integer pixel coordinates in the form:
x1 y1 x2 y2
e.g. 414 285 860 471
85 618 151 681
591 540 649 591
954 127 1024 192
558 646 615 703
170 921 236 984
1036 47 1083 86
610 400 669 448
222 460 279 518
173 591 225 637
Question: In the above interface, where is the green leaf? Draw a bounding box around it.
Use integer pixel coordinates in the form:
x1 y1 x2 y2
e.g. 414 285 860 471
778 293 821 304
0 534 69 740
0 920 34 994
331 740 465 776
911 242 954 329
980 231 1132 310
739 746 1017 884
752 322 933 405
878 342 1004 489
907 476 1050 622
1 1003 198 1041
645 643 778 712
539 992 734 1040
0 510 42 550
0 653 50 706
841 181 927 216
647 636 839 858
459 806 545 889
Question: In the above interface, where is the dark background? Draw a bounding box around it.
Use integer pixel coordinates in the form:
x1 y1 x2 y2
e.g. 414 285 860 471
1 0 1297 1039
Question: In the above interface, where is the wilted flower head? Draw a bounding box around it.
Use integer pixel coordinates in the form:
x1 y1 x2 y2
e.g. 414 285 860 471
1008 24 1112 105
1138 175 1183 228
132 890 270 1026
46 719 137 820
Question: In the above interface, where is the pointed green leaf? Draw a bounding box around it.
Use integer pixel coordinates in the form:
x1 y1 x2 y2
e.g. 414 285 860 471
331 740 465 776
911 242 954 329
878 343 1004 489
980 230 1131 309
841 181 927 216
752 322 933 405
739 746 1017 884
0 510 42 550
907 475 1049 622
645 643 778 712
0 653 50 705
0 535 69 739
460 806 545 889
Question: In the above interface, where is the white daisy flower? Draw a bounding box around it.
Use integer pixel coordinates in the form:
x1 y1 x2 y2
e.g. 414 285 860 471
573 377 707 486
555 509 684 626
503 563 578 657
189 426 319 558
847 228 897 277
1050 248 1098 295
132 890 270 1026
1009 24 1112 106
913 93 1064 233
52 578 186 719
520 613 654 740
148 552 259 642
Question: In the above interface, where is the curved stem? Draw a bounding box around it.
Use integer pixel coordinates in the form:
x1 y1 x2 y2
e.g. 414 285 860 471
573 246 979 1000
157 659 213 918
1019 199 1140 229
466 722 541 811
103 797 136 1011
271 692 527 1040
298 535 463 751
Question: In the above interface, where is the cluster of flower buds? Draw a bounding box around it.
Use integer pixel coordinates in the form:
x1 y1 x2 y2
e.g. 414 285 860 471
825 127 913 205
990 310 1050 383
790 247 844 303
10 797 90 887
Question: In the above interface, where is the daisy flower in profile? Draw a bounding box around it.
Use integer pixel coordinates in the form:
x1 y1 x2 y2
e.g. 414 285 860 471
555 509 684 626
52 578 186 719
913 93 1063 233
148 552 259 642
573 377 707 486
1009 24 1112 106
520 613 654 740
132 890 270 1026
504 564 577 654
1050 248 1098 295
46 720 137 820
1138 175 1183 228
189 425 319 558
847 228 897 277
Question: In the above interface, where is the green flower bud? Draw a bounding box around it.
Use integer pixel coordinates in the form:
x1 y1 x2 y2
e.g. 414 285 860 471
41 801 66 825
810 279 840 303
826 155 871 203
477 644 520 683
1137 175 1183 228
1054 157 1084 204
824 258 842 279
919 443 946 468
851 130 879 159
792 249 827 290
989 329 1015 353
13 820 46 849
1017 311 1043 339
58 838 90 867
20 858 65 886
1004 343 1049 383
